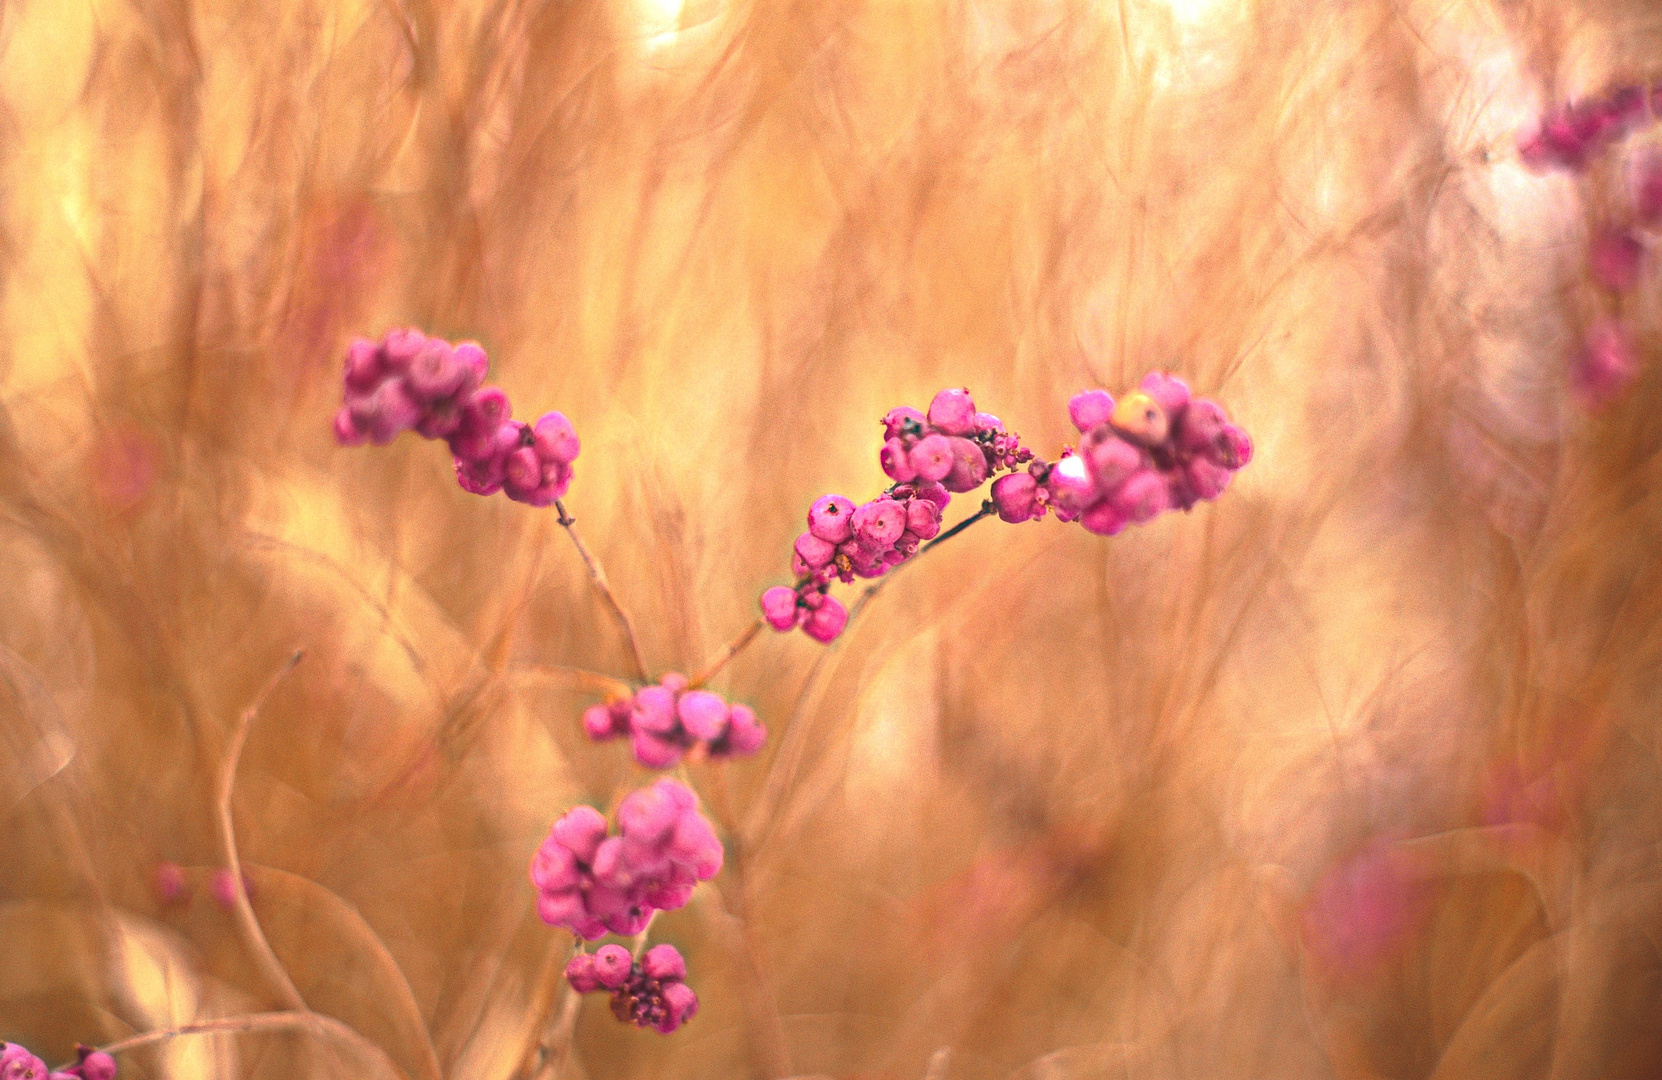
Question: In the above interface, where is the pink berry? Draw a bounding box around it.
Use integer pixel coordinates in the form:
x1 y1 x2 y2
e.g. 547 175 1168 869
794 531 837 569
381 327 426 369
1108 469 1172 523
1080 499 1127 536
852 499 907 550
927 388 978 435
1139 372 1191 416
565 952 602 992
802 594 849 642
74 1051 116 1080
0 1045 47 1080
632 686 678 734
1081 429 1142 489
880 437 918 481
632 729 683 769
1572 319 1640 409
991 471 1040 523
153 860 188 905
406 341 467 401
941 436 990 493
1590 230 1643 291
643 943 687 981
881 406 927 440
503 446 543 500
974 412 1004 432
593 944 633 989
905 498 942 539
661 981 699 1029
1046 454 1097 515
914 480 951 510
210 869 249 910
677 690 730 742
721 704 767 755
533 411 580 466
1219 424 1253 468
807 495 857 543
552 805 609 863
1175 398 1226 458
453 341 489 384
1067 389 1115 432
909 434 955 481
344 338 383 391
1186 456 1232 501
582 703 616 741
532 842 580 894
761 586 801 630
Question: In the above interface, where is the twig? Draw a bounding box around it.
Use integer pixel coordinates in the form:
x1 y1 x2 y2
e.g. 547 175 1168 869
744 501 996 846
74 1012 409 1079
689 618 764 688
526 972 585 1080
218 651 308 1012
553 499 648 682
511 662 635 699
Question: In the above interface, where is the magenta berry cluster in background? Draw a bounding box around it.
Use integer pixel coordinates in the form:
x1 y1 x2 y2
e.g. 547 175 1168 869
566 944 699 1034
1516 84 1660 409
1 1044 116 1080
1517 83 1659 173
763 376 1251 643
993 374 1251 535
334 329 580 504
530 780 723 940
583 673 767 768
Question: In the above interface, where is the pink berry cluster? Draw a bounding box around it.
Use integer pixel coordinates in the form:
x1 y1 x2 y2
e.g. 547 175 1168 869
1518 83 1659 174
582 673 767 768
333 328 581 505
990 373 1251 534
1514 85 1661 409
565 943 699 1034
761 388 1034 641
0 1045 116 1080
530 780 723 940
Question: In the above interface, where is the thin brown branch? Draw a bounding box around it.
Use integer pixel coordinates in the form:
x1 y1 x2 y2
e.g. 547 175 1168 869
218 651 307 1013
83 1012 410 1080
689 617 764 688
743 501 996 847
554 499 648 682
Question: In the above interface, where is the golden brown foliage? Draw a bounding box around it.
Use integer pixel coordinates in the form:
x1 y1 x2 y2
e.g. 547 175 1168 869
1 0 1661 1077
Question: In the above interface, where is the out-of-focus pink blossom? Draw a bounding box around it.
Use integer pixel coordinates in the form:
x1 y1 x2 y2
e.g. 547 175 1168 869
1572 319 1640 410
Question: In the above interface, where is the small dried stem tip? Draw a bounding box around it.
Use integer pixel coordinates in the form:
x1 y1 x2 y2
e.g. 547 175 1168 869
83 1012 408 1080
554 499 648 682
689 618 765 688
219 651 307 1013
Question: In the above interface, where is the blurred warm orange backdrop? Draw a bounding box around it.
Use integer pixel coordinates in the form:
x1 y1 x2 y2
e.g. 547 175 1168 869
1 0 1660 1078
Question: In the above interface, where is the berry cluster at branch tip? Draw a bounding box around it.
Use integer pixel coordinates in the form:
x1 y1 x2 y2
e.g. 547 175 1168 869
0 1044 116 1080
531 779 723 940
762 387 1035 642
566 943 699 1034
584 673 767 768
762 378 1251 643
334 328 580 504
992 373 1251 534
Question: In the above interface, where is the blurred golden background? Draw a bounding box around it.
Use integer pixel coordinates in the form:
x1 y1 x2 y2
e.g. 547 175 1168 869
1 0 1660 1076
